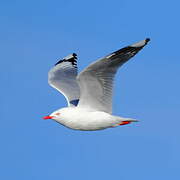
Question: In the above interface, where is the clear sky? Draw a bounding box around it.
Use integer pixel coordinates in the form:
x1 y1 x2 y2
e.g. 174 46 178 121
1 0 180 179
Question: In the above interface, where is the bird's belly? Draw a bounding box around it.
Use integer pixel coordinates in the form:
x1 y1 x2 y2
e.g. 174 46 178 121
59 111 117 131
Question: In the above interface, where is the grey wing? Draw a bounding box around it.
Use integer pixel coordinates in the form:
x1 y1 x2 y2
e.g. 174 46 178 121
77 38 150 113
48 53 80 106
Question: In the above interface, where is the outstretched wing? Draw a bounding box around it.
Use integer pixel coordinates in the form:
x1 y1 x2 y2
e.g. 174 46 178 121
48 53 80 106
77 38 150 113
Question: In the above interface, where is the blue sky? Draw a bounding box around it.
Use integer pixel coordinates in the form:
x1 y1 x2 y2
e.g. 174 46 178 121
1 0 180 179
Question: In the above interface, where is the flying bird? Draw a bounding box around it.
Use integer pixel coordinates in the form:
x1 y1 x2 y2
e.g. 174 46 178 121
43 38 150 130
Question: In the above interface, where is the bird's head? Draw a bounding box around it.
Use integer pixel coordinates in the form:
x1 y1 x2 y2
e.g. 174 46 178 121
43 112 61 120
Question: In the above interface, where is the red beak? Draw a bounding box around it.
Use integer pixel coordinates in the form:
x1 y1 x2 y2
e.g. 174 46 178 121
43 116 53 120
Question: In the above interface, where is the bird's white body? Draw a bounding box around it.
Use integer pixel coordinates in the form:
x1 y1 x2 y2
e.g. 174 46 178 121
44 38 150 130
51 107 133 130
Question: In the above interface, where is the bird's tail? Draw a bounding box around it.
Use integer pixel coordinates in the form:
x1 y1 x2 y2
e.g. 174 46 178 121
112 118 139 127
119 118 138 126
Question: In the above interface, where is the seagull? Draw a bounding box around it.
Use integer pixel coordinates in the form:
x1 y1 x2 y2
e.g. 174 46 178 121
43 38 150 131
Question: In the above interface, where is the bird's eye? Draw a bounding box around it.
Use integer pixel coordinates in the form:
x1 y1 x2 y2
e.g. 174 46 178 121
55 113 60 115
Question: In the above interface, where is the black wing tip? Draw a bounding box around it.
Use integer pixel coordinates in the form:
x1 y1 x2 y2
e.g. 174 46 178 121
54 53 78 66
129 38 151 48
145 38 150 44
72 53 77 57
108 38 150 59
64 53 77 60
55 60 63 66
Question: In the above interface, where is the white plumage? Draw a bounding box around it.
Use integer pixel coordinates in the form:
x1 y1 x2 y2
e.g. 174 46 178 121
44 38 150 131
